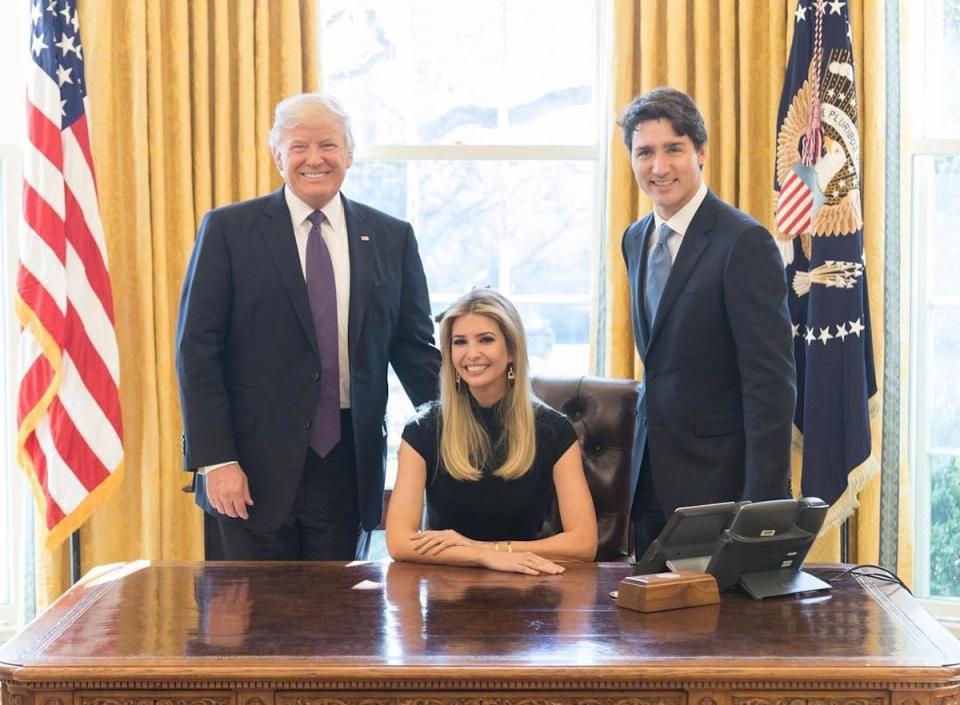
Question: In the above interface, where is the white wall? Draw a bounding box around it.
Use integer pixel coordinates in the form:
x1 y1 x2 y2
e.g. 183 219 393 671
0 3 28 146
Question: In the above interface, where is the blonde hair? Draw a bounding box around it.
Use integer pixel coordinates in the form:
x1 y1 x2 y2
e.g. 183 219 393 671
269 92 355 154
437 289 535 482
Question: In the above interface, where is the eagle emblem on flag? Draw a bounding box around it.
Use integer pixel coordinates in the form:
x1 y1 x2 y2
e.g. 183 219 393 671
776 50 863 260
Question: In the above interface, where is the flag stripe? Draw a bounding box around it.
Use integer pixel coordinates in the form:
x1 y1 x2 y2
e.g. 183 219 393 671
47 395 112 490
781 201 813 233
26 61 61 126
17 346 51 427
34 412 89 514
64 248 120 384
23 147 65 222
68 112 97 184
23 184 66 262
778 194 812 226
59 343 123 455
23 433 66 526
63 126 110 270
17 264 65 342
64 185 116 325
27 102 63 172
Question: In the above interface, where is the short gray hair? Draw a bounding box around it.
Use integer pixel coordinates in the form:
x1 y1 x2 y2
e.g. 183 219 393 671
269 93 355 155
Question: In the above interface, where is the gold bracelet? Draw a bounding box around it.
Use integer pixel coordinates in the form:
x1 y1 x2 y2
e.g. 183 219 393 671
494 541 500 552
507 541 512 553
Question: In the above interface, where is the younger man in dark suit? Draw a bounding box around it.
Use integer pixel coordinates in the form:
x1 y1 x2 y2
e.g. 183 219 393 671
619 88 796 556
176 93 441 561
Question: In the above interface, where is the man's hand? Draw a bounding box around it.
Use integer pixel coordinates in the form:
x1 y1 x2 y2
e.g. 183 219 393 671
205 463 254 519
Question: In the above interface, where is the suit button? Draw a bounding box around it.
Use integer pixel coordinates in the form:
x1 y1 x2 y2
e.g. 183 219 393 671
312 371 320 381
301 419 311 429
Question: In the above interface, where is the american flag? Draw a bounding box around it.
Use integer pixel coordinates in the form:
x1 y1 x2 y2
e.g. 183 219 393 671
18 0 123 548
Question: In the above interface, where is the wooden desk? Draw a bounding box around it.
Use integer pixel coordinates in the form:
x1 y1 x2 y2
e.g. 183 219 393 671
2 562 959 705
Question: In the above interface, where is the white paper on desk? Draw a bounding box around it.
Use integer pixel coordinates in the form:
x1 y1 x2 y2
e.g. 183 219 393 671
351 579 384 590
345 560 372 567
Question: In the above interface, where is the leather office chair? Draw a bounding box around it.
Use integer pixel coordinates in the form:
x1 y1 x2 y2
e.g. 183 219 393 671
532 375 640 561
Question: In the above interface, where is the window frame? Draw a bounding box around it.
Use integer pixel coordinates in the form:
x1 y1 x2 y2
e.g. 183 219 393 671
905 0 960 625
0 142 25 643
318 0 613 491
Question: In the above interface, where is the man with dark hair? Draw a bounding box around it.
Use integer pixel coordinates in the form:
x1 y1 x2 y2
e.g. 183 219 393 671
618 87 797 557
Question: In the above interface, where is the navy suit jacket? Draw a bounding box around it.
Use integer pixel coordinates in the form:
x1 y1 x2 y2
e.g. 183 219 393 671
621 190 796 515
176 188 441 532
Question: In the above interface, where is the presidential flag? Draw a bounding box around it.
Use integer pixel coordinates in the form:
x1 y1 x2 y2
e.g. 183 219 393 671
774 0 877 527
18 0 124 548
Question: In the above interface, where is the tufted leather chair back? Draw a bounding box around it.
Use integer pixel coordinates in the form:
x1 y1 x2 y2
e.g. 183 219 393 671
532 375 640 561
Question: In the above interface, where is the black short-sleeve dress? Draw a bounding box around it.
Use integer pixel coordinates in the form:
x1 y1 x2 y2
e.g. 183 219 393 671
401 397 578 541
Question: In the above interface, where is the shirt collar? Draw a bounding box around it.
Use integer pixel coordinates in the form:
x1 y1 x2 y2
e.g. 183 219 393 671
653 180 709 237
283 187 345 232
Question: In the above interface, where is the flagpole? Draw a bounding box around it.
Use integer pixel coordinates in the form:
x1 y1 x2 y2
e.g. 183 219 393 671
70 531 81 584
840 520 849 564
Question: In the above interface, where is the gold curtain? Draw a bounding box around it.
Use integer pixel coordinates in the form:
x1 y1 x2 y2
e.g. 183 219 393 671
36 0 319 607
604 0 909 577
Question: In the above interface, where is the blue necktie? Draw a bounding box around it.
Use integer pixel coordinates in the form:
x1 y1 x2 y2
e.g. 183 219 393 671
306 210 341 457
645 222 673 328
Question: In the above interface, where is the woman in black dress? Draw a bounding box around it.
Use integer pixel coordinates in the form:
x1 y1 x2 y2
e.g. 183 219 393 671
386 289 597 574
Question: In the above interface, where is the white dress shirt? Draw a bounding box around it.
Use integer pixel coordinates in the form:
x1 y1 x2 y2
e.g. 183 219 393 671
649 181 709 263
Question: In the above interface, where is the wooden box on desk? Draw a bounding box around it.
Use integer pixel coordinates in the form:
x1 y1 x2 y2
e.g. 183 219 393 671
617 571 720 612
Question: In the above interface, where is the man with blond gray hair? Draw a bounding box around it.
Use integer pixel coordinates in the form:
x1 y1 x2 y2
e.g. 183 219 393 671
177 93 441 560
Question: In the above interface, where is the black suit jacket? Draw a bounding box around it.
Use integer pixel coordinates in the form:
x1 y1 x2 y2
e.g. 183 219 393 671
176 188 440 532
621 190 796 515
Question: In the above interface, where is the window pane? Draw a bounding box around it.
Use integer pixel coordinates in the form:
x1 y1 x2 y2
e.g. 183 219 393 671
507 161 594 295
343 159 596 298
345 160 408 218
321 0 597 145
929 156 960 299
929 305 960 449
928 453 960 598
517 301 591 376
922 0 960 137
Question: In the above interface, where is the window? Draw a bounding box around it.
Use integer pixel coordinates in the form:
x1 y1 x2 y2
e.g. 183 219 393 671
0 145 25 643
319 0 608 483
907 0 960 620
0 0 27 644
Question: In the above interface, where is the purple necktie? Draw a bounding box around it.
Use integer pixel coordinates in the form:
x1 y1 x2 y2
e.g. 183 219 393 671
306 210 341 457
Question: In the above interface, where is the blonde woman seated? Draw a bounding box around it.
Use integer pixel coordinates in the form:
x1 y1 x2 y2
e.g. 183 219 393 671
386 289 597 575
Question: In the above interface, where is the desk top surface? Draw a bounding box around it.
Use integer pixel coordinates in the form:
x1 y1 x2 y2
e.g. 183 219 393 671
2 561 959 677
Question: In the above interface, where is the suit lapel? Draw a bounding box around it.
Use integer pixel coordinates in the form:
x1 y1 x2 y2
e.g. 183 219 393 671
634 216 655 354
343 194 376 361
647 191 718 347
260 187 319 355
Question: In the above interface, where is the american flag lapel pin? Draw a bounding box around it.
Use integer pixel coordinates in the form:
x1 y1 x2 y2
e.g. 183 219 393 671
360 234 370 242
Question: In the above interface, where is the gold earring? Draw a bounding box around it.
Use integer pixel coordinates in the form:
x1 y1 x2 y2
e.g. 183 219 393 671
455 373 462 391
507 364 516 387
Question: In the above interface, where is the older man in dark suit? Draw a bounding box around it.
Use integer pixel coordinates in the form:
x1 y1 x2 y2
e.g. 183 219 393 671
619 87 797 557
176 93 440 561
